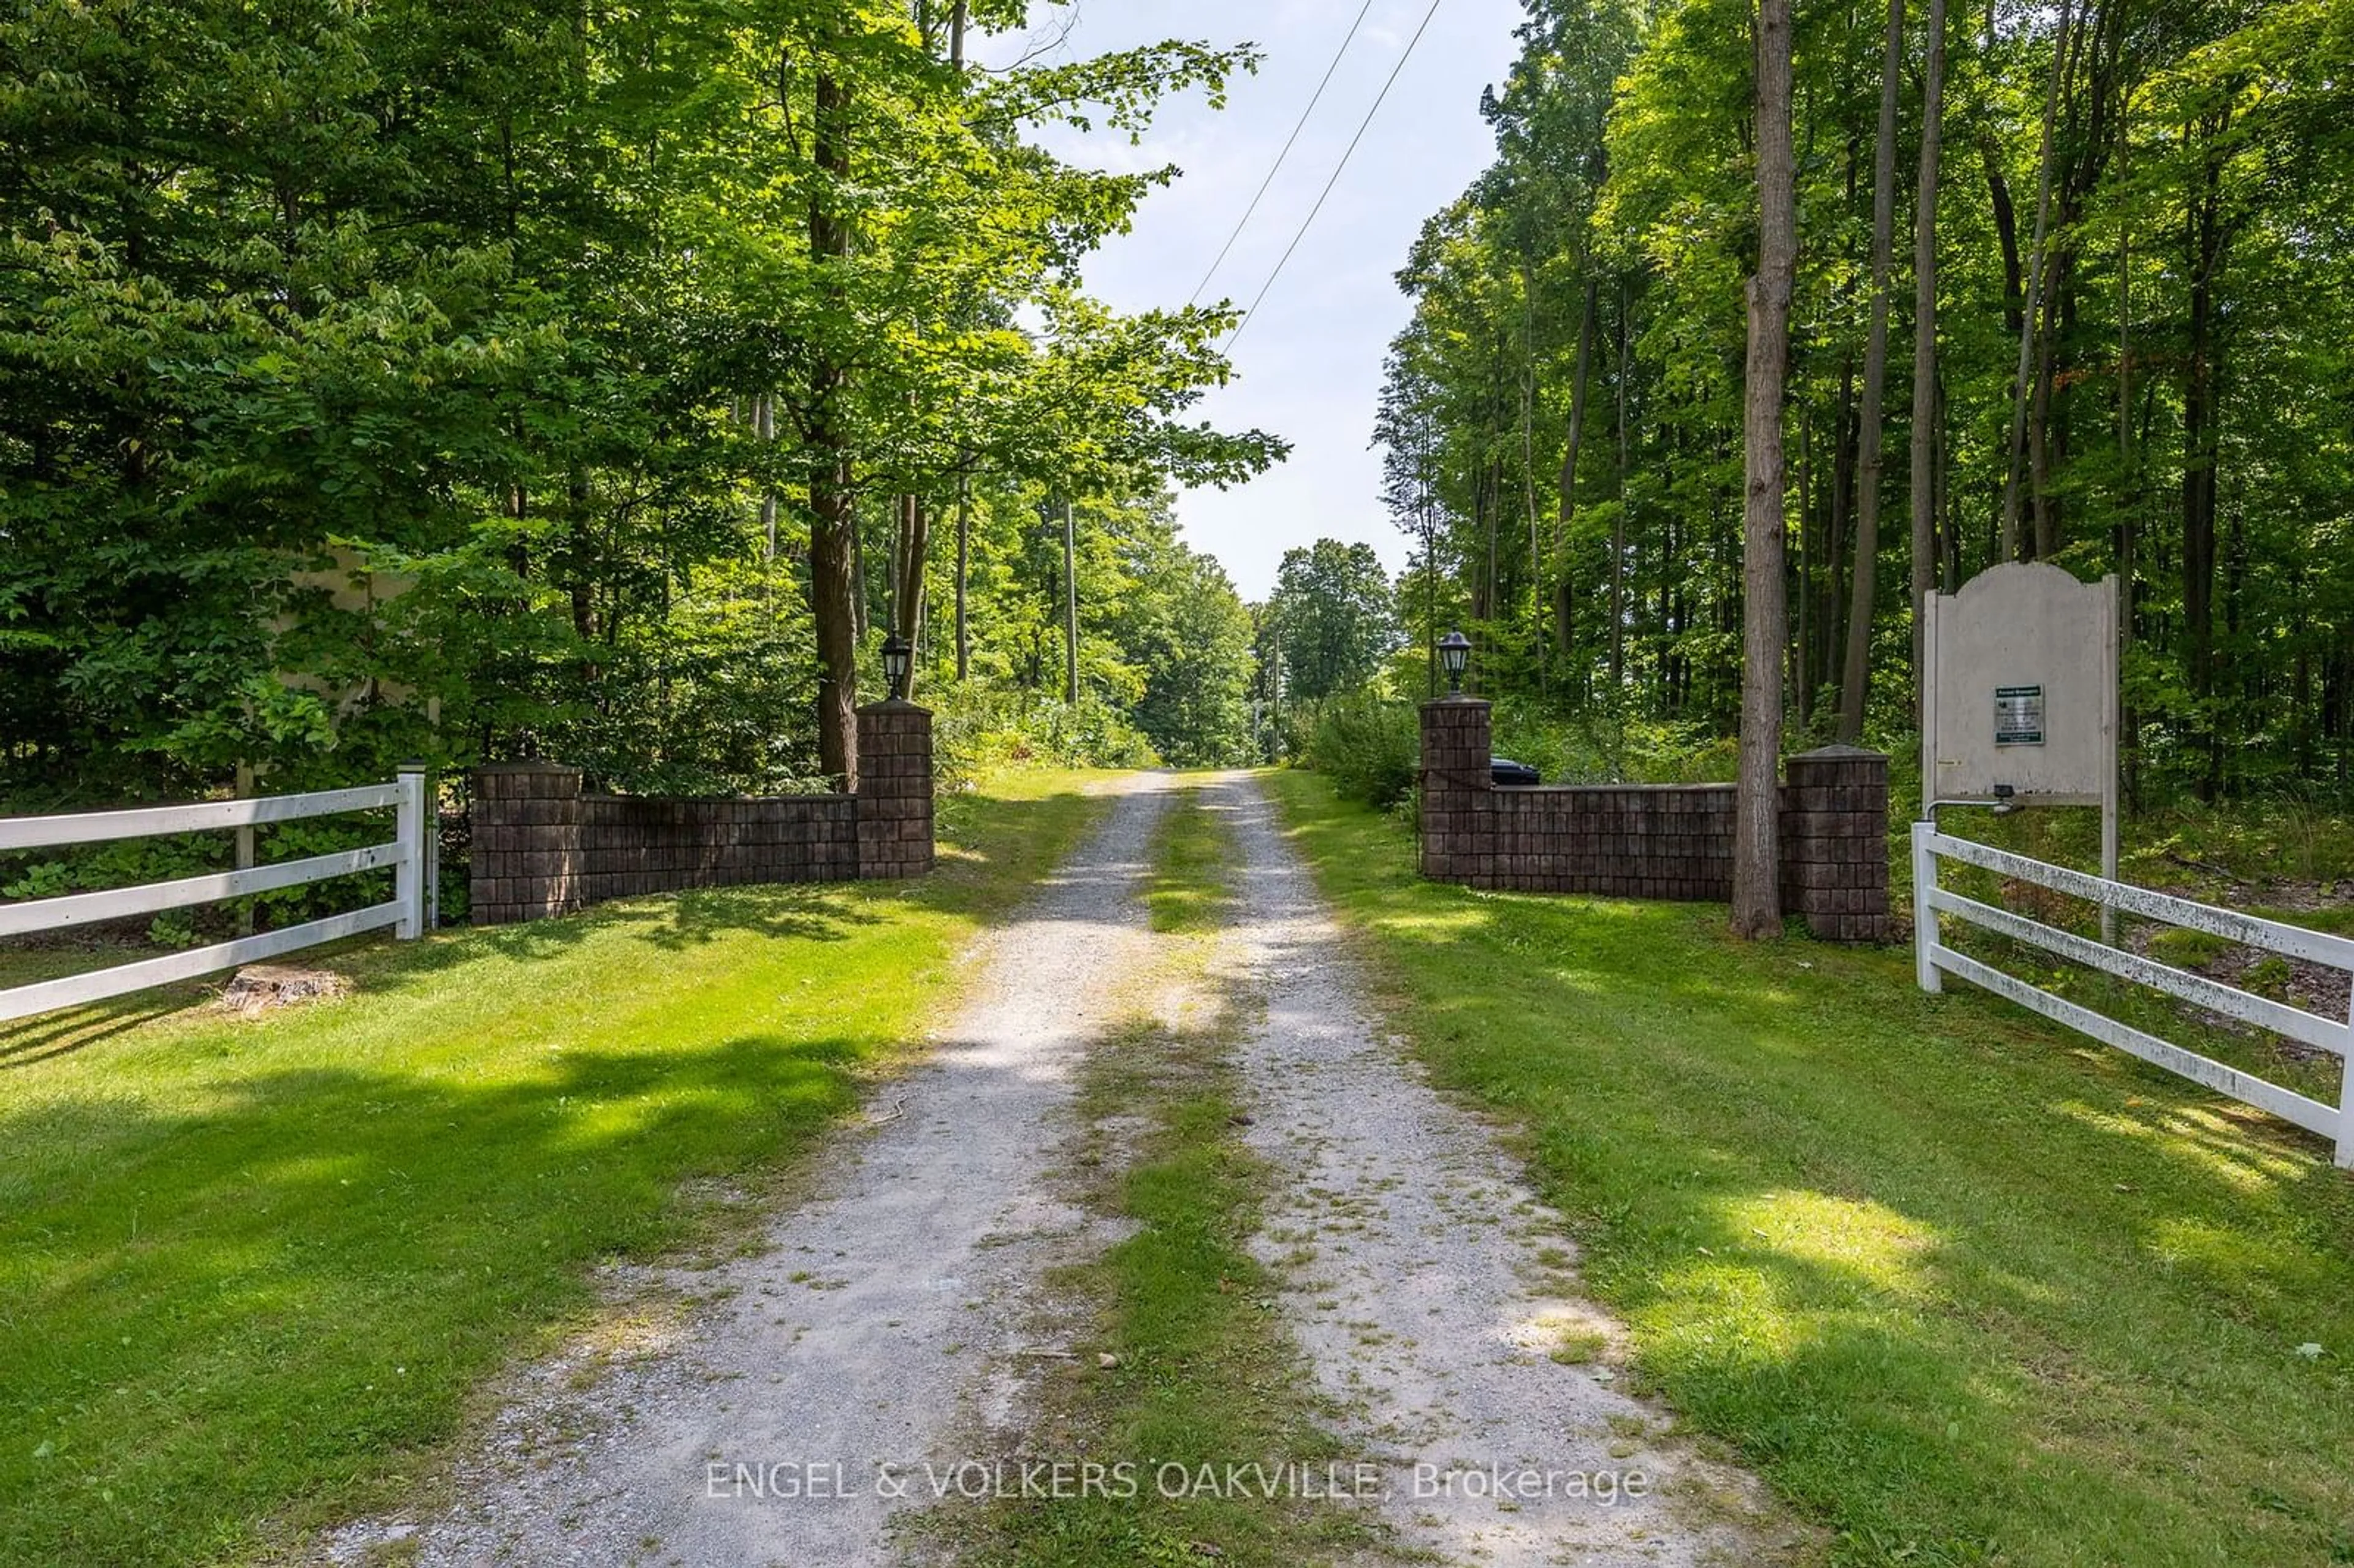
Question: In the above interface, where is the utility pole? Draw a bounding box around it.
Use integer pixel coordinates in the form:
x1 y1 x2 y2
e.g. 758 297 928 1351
1062 498 1079 704
1271 619 1284 744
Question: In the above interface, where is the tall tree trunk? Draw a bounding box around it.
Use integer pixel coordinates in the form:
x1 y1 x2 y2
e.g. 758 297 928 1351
1612 279 1631 687
894 494 931 692
1484 461 1499 635
2184 110 2227 802
1826 359 1855 699
1982 139 2024 338
2001 0 2075 561
1556 279 1598 660
1910 0 1948 693
807 58 859 786
1797 406 1813 726
953 473 971 682
1735 0 1796 940
1520 264 1544 687
1839 0 1905 743
948 4 971 687
1062 498 1079 703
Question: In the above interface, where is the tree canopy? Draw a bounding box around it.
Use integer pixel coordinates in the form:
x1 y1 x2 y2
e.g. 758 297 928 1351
1377 0 2354 802
0 0 1282 804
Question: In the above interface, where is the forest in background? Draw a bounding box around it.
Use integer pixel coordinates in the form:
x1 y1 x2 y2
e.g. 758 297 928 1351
1376 0 2354 806
0 0 1286 812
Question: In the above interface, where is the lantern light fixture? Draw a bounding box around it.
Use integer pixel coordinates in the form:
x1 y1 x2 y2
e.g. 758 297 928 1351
882 633 913 701
1438 630 1472 694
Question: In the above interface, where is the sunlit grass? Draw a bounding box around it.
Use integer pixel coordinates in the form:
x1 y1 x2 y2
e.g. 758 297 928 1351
0 770 1108 1568
1142 775 1235 934
1265 767 2354 1568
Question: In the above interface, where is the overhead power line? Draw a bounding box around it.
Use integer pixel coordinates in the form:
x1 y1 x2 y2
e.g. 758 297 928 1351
1222 0 1448 353
1188 0 1378 308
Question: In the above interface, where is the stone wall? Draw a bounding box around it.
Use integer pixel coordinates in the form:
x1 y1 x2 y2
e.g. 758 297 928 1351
1419 697 1891 942
470 701 934 926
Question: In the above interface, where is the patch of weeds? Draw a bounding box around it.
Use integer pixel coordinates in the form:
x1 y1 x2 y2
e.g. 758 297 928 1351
2149 926 2233 969
1143 782 1236 934
1549 1329 1610 1366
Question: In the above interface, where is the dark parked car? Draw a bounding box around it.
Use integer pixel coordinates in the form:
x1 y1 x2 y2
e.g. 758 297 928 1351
1490 757 1542 787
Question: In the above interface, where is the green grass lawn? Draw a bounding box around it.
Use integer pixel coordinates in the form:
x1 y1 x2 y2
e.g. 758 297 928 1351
1263 769 2354 1568
0 769 1113 1568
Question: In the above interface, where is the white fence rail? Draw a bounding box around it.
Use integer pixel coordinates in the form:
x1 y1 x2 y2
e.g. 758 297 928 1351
1913 822 2354 1168
0 769 434 1024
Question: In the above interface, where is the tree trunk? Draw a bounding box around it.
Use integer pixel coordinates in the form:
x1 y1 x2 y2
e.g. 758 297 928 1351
894 493 931 693
756 393 777 561
1839 0 1905 743
2184 111 2226 802
807 58 859 786
1556 279 1597 660
1797 406 1812 726
1612 279 1631 687
1734 0 1796 940
1826 359 1855 701
954 474 971 682
2000 0 2074 561
1910 0 1948 693
1062 498 1079 703
1519 264 1544 687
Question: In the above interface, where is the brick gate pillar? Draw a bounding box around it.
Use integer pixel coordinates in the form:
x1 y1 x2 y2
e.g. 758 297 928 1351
470 762 583 925
1419 697 1495 889
856 700 934 880
1779 745 1893 942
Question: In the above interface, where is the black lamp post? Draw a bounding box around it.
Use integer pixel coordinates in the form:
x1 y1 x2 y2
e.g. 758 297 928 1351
1438 630 1471 695
881 633 912 701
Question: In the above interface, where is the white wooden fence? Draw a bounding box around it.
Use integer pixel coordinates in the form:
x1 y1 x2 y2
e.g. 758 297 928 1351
1913 822 2354 1168
0 769 435 1024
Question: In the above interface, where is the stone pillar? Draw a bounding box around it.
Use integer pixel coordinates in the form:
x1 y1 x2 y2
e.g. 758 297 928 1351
470 763 582 926
1419 698 1495 889
855 701 934 880
1779 745 1892 942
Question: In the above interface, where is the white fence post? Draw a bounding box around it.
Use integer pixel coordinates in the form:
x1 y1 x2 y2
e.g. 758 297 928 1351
395 764 427 940
2340 986 2353 1171
1913 819 1941 994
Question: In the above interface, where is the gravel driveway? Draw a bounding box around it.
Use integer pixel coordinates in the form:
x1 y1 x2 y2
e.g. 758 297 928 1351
322 771 1803 1567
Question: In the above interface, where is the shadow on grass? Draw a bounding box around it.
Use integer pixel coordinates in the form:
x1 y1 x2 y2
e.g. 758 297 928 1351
0 994 192 1071
0 1029 870 1567
1255 772 2354 1567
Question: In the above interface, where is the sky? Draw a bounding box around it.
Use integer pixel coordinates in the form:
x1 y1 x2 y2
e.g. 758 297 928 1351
980 0 1525 600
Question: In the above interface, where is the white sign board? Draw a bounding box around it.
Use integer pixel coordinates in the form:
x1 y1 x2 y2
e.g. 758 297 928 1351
1921 563 2117 807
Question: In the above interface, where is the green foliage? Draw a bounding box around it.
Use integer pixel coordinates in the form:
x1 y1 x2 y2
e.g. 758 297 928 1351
1263 539 1398 704
1489 696 1739 785
931 685 1159 778
1376 0 2354 804
0 0 1279 807
1301 695 1420 812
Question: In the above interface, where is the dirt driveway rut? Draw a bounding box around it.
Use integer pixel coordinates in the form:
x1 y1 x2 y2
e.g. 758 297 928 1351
330 772 1798 1567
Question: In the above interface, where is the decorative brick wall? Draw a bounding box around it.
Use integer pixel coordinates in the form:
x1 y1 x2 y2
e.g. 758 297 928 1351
853 699 935 881
470 701 934 926
1418 698 1891 942
1777 745 1892 943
